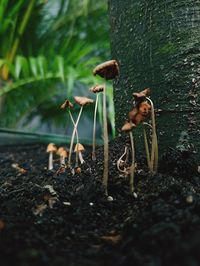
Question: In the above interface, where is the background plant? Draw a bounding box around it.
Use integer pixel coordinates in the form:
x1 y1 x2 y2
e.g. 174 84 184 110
0 0 114 139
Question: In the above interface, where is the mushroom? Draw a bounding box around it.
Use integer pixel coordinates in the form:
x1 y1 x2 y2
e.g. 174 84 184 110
121 122 137 196
93 60 119 80
93 59 119 196
57 147 68 166
74 143 85 165
132 88 151 101
90 85 104 161
68 96 94 168
46 143 57 170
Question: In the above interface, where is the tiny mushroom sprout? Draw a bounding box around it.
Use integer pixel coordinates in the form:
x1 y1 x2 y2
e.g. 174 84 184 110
46 143 57 170
121 122 137 196
90 84 104 161
93 59 119 196
68 96 94 168
74 143 85 165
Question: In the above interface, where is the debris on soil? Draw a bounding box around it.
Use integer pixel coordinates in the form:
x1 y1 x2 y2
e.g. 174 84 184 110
0 139 200 266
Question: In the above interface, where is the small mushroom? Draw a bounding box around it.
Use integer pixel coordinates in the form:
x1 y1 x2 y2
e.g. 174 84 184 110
90 85 105 160
46 143 57 170
57 147 68 165
133 88 151 101
93 59 119 80
74 143 85 164
60 99 73 109
74 96 94 106
128 101 151 126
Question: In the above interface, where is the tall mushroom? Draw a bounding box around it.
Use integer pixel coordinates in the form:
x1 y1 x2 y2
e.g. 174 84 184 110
121 122 137 197
90 85 104 161
46 143 57 170
93 59 119 196
68 96 94 168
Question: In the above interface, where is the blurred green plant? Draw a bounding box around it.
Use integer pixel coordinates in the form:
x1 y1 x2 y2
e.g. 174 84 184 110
0 0 115 138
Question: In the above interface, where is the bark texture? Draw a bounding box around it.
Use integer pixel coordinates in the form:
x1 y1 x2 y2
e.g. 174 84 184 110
109 0 200 158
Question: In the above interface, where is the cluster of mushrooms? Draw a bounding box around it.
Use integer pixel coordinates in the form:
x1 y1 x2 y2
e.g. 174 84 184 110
45 60 158 199
120 88 158 196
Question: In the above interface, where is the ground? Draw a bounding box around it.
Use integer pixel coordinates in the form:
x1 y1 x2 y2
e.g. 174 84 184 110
0 137 200 266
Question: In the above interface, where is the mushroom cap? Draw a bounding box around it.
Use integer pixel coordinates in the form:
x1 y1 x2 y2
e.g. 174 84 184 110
60 149 68 158
60 99 73 109
89 85 104 93
46 143 57 153
121 122 136 132
133 88 151 101
74 96 94 106
93 60 119 80
74 143 85 152
56 147 65 155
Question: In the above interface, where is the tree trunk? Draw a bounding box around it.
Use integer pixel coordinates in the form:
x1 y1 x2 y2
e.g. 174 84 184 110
108 0 200 159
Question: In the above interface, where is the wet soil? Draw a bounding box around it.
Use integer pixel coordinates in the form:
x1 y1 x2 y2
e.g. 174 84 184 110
0 137 200 266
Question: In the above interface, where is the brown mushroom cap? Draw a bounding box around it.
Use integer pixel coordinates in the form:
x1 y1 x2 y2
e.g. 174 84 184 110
46 143 57 153
74 143 85 152
56 147 65 155
60 150 68 158
89 85 104 93
121 122 136 132
133 88 151 101
74 96 94 106
93 60 119 80
60 99 73 109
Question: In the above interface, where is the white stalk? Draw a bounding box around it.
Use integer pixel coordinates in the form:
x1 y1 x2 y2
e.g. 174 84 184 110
92 93 99 161
102 85 109 196
78 152 85 164
48 152 53 170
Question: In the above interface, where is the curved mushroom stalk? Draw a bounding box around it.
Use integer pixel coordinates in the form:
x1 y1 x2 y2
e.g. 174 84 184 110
68 106 83 168
117 146 129 176
121 122 137 196
68 97 94 168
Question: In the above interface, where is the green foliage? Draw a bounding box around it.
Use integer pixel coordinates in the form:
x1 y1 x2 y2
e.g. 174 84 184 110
0 0 114 139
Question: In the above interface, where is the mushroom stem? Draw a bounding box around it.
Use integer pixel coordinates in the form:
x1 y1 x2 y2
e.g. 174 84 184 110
146 97 158 174
102 85 109 196
68 106 83 167
60 156 65 165
129 130 135 194
143 124 151 169
78 152 85 164
48 152 53 170
92 93 99 161
68 110 79 167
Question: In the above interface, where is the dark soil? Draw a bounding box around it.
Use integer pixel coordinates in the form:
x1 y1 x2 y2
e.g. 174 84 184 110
0 137 200 266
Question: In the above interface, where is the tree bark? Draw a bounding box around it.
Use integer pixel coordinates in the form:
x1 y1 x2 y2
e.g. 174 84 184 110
108 0 200 159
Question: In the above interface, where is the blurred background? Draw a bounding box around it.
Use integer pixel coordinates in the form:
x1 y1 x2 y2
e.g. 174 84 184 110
0 0 114 144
